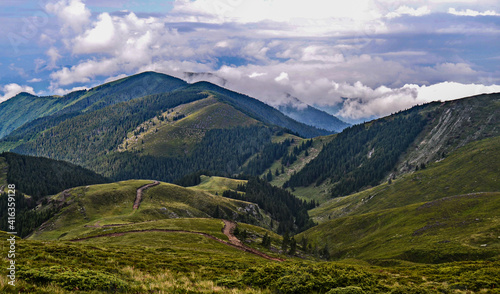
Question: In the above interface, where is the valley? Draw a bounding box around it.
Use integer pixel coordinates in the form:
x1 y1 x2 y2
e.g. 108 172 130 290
0 72 498 293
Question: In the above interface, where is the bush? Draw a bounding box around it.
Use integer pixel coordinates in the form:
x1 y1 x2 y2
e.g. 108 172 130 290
19 266 129 292
326 286 366 294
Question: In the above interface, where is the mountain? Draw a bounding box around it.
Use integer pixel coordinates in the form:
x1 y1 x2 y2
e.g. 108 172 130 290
0 72 188 140
0 72 330 183
277 96 350 133
299 135 500 262
284 93 500 199
1 89 498 293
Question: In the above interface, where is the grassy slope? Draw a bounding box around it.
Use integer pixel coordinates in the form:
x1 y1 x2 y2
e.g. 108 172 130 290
4 227 499 293
298 136 500 262
311 135 500 221
29 180 266 241
300 192 500 262
188 175 248 195
119 96 261 157
2 229 273 293
265 134 336 204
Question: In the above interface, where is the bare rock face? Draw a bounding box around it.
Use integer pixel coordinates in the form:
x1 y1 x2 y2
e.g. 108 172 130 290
395 94 499 177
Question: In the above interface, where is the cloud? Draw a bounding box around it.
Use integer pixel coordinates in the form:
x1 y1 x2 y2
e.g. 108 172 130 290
169 0 388 36
51 85 89 96
46 47 62 69
275 72 289 84
31 0 500 124
45 0 91 33
72 12 116 54
28 78 43 83
50 58 119 85
386 6 431 19
448 8 499 16
0 84 36 103
336 81 500 121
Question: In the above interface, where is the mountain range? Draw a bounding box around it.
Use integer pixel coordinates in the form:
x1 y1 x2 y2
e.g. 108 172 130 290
0 72 498 293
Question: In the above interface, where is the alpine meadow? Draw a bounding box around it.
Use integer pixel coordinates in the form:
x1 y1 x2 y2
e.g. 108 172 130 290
1 0 500 293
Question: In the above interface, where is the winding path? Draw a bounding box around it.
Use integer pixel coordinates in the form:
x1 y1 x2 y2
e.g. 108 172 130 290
75 181 283 261
222 220 284 261
72 220 283 261
133 181 160 209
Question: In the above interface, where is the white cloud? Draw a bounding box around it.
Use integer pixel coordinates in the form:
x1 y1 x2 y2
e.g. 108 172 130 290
51 86 89 96
386 6 431 19
448 8 499 16
0 84 36 104
336 81 500 120
275 72 289 84
46 47 62 69
170 0 388 36
38 0 500 124
28 78 43 83
72 13 116 54
45 0 91 33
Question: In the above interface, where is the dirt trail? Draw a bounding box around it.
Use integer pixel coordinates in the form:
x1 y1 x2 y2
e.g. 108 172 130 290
133 181 160 209
221 220 284 262
72 220 283 261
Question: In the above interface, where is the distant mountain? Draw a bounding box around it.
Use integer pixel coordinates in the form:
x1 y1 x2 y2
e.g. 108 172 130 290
0 72 188 139
277 96 350 132
0 72 330 182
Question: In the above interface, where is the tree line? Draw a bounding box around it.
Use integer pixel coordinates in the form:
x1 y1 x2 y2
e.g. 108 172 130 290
285 109 428 197
222 177 316 234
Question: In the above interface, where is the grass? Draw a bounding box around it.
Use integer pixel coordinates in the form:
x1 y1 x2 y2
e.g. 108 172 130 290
265 134 336 204
189 175 247 195
4 227 499 293
118 97 260 157
311 136 500 221
29 180 270 241
300 192 500 262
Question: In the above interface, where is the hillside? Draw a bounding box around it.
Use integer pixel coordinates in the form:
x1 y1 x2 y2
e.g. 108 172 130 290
310 135 500 221
300 192 500 262
0 152 108 237
298 136 500 262
28 180 268 241
0 92 78 140
118 96 261 157
284 93 500 199
0 72 188 140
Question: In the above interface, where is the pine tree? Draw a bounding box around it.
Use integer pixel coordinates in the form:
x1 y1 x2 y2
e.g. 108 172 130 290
282 231 290 252
289 237 297 255
266 170 273 181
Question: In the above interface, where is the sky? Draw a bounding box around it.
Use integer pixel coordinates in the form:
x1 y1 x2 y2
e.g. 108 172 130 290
0 0 499 123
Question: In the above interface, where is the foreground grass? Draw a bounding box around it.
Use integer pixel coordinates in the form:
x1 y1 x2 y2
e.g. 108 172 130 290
1 230 498 293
